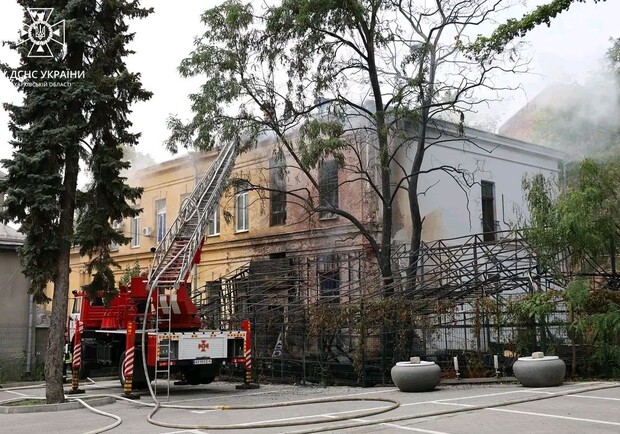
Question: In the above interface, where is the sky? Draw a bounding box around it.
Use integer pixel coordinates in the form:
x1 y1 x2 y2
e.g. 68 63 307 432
0 0 619 164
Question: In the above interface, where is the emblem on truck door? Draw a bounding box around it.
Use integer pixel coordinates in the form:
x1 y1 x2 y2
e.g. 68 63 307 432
198 340 209 352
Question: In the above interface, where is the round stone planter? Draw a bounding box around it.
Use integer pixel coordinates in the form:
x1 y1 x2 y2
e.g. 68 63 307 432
391 357 441 392
512 352 566 387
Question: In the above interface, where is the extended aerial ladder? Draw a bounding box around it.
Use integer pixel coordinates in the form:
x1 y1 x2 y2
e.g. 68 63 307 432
141 140 239 399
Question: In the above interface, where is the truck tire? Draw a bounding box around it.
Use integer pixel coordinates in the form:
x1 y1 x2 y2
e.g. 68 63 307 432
201 376 215 385
184 366 217 385
78 363 91 380
119 351 147 389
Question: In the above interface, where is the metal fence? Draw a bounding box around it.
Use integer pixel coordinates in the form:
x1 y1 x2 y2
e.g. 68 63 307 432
0 324 46 382
199 230 620 385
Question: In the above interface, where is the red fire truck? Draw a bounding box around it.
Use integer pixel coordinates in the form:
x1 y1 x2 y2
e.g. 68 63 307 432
66 141 244 389
67 277 245 388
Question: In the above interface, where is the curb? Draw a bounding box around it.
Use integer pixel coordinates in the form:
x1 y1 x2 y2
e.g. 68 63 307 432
441 376 518 385
0 396 115 414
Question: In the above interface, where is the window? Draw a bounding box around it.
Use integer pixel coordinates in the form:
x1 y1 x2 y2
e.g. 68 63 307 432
131 215 140 247
235 183 249 232
110 220 122 251
319 159 338 219
269 158 286 226
208 204 220 236
318 254 340 304
156 199 166 243
481 181 496 242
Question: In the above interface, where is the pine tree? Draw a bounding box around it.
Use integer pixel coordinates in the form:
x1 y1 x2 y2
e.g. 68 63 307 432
0 0 151 403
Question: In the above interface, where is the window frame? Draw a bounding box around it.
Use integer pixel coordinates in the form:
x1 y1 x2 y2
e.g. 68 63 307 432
130 215 140 248
207 204 220 236
235 184 249 233
155 198 166 243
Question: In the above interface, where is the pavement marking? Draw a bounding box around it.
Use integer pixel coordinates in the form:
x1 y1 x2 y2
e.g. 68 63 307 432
568 394 620 402
160 430 206 434
380 423 450 433
400 389 525 407
487 408 620 427
191 402 395 424
170 387 295 406
187 389 309 413
187 387 396 414
324 413 451 433
430 401 474 407
3 390 29 397
516 389 554 395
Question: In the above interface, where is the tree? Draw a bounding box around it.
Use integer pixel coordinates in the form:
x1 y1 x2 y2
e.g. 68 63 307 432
522 158 620 376
167 0 525 295
0 1 151 403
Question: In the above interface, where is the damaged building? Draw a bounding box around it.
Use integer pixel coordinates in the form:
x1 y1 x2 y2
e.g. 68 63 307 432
68 119 564 384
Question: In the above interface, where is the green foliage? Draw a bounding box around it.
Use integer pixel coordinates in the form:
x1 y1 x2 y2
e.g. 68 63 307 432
571 298 620 377
298 120 346 169
119 260 142 287
608 37 620 77
522 158 620 277
467 1 606 60
564 277 590 310
511 290 558 319
1 1 151 402
522 159 620 377
169 0 528 292
0 1 151 304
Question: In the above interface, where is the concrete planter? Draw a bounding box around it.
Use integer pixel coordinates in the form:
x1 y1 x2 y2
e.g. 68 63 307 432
391 357 441 392
513 352 566 387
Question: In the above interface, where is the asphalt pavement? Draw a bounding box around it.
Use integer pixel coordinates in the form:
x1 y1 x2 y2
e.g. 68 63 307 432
1 378 619 433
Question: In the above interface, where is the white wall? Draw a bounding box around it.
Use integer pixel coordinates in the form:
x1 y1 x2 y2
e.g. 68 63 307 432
393 124 563 243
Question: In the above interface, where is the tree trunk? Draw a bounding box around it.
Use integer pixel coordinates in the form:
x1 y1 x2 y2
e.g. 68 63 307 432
44 1 85 402
407 130 427 289
570 305 577 378
45 143 80 403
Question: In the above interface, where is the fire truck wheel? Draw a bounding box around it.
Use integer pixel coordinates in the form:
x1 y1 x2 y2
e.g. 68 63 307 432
78 363 91 380
184 368 201 385
184 367 216 385
201 376 215 385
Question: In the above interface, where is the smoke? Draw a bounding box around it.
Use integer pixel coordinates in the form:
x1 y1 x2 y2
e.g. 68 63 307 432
497 62 620 161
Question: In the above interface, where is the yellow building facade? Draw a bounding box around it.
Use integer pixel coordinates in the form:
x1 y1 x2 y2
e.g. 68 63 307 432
68 138 376 296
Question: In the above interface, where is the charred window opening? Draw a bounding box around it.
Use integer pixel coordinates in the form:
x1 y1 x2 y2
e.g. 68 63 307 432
481 181 496 242
318 254 340 304
269 158 286 226
319 159 338 219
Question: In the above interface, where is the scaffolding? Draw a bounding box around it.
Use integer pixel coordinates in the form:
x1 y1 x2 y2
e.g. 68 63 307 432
192 230 618 385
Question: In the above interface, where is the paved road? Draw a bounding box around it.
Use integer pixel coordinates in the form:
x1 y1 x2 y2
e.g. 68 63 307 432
1 379 619 433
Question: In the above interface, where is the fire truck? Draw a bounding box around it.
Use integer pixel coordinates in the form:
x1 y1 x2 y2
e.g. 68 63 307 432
66 141 245 390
